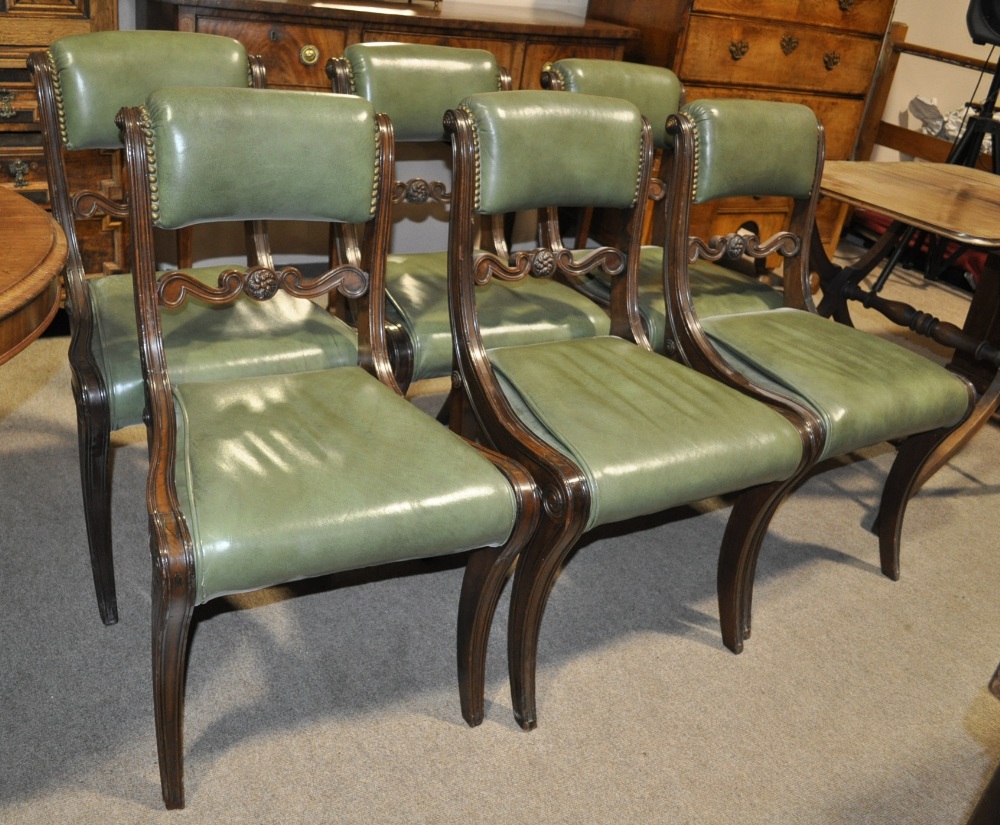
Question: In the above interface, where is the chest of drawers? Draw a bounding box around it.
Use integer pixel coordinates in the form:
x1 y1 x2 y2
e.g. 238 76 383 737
587 0 897 256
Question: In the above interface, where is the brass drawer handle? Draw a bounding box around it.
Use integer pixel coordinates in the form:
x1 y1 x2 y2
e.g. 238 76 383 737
729 40 749 61
839 0 855 10
0 90 15 120
781 36 799 55
8 159 30 188
299 44 320 66
824 51 842 70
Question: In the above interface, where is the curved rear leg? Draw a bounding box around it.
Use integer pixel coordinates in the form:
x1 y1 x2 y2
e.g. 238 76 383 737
458 450 539 726
74 382 117 625
507 508 584 731
912 373 1000 493
457 546 515 727
152 568 195 810
877 426 958 581
717 477 801 654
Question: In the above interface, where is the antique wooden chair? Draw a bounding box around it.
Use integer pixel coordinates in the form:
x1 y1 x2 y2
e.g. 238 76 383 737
445 90 814 728
30 31 360 626
661 98 975 638
328 43 610 392
118 86 538 809
540 57 784 351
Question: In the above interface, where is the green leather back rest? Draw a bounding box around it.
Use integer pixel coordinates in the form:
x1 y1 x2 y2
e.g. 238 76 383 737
143 87 381 229
48 31 252 151
548 58 682 151
682 99 819 203
459 90 644 216
344 42 502 141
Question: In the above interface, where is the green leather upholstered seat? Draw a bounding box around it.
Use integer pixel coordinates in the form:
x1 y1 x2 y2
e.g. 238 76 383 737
542 58 783 348
173 366 518 604
703 307 971 462
446 90 810 729
662 98 975 635
32 31 358 626
332 43 610 387
489 336 803 533
120 86 537 809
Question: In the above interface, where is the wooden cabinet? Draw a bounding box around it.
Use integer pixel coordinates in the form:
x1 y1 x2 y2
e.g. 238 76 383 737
1 0 120 276
587 0 897 255
143 0 639 91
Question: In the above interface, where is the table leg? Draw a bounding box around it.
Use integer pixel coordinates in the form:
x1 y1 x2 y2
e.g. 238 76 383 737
911 253 1000 489
810 220 1000 492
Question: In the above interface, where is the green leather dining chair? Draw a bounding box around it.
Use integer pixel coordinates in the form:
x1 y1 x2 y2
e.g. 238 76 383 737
540 58 784 351
31 31 360 626
445 90 813 729
661 98 975 642
328 43 611 394
118 86 538 809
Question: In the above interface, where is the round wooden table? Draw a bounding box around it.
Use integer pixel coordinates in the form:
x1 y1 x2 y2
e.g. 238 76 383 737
0 186 66 365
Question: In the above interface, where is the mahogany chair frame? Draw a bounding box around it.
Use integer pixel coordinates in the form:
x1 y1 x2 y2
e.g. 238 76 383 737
29 44 269 626
445 95 815 728
661 105 976 636
118 94 538 809
327 50 514 391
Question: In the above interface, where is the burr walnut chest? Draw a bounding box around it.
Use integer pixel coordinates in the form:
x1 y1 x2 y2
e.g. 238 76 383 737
586 0 897 255
141 0 639 92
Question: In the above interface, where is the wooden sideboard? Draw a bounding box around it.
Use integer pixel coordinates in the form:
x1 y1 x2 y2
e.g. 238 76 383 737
587 0 898 256
2 0 121 277
141 0 639 91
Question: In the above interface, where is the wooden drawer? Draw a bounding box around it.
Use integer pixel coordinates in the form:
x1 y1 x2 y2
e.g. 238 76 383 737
194 17 348 89
692 0 893 36
0 141 46 195
678 14 882 96
684 85 866 160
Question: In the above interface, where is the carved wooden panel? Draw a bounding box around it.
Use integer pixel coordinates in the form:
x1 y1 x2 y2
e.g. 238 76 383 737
4 0 89 18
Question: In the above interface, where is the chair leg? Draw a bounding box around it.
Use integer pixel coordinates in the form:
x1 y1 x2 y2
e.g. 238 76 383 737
506 513 584 731
717 478 800 655
73 380 117 625
152 567 195 810
877 426 957 582
457 546 514 727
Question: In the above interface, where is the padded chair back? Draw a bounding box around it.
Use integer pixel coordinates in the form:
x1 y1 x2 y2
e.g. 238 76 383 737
542 58 682 151
680 99 821 203
664 98 825 320
46 31 254 151
139 87 382 229
331 42 508 139
447 90 651 368
457 90 646 216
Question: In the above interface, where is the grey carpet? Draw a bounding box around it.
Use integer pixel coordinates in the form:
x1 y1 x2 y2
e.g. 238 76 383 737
1 265 998 822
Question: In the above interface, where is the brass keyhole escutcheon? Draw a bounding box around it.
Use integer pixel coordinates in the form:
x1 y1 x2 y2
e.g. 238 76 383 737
299 44 320 66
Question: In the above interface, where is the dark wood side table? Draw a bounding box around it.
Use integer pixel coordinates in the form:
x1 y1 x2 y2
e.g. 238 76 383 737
0 186 66 365
812 160 1000 485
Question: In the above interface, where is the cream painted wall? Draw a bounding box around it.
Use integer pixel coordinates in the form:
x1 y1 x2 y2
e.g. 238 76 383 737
875 0 996 160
